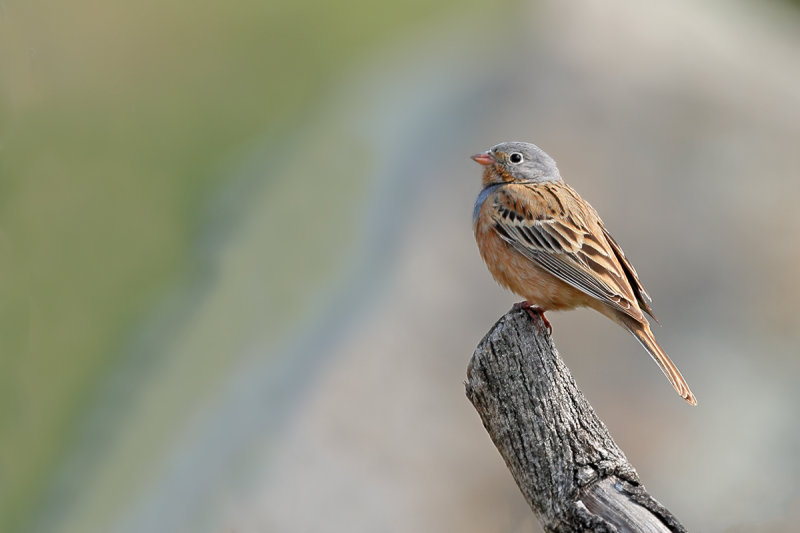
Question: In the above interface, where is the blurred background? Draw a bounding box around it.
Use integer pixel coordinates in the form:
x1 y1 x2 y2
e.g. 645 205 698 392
2 0 800 531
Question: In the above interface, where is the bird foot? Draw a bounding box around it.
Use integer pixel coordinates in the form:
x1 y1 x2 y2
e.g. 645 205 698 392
512 301 552 334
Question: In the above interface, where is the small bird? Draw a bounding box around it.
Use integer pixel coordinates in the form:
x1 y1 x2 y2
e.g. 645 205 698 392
472 141 696 405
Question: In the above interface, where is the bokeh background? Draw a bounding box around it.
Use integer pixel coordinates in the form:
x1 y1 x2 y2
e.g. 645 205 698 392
2 0 800 531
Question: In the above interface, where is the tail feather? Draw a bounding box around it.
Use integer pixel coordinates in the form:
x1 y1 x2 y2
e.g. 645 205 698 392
626 322 697 406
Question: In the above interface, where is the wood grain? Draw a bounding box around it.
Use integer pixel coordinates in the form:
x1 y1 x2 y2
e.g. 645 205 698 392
465 309 687 532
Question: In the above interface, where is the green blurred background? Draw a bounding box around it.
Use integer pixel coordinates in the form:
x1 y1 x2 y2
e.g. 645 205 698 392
0 1 490 529
2 1 800 532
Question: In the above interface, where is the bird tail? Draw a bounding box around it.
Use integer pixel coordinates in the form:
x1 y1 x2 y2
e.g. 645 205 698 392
625 321 697 406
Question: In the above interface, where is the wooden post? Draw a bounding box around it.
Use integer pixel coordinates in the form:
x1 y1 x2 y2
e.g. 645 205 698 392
465 309 687 533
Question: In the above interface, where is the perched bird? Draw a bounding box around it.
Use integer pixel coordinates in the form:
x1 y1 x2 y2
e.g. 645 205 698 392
472 141 696 405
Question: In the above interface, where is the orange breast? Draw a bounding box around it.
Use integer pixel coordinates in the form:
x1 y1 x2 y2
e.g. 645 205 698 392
474 202 591 311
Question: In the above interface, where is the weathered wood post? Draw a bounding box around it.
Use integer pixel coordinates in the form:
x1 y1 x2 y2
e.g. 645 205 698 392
466 309 687 533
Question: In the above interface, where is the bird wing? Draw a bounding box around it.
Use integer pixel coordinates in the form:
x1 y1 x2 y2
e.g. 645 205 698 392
489 183 647 322
601 228 656 320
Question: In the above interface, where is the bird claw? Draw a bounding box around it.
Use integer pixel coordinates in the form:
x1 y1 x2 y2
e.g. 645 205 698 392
513 301 552 334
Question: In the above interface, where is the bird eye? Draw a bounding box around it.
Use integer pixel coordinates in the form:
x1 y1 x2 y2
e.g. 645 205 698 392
509 152 523 164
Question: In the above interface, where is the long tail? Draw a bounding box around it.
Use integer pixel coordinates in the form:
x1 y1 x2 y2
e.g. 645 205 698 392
625 320 697 406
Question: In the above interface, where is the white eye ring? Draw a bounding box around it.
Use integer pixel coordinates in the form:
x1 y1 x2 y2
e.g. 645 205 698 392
509 152 523 164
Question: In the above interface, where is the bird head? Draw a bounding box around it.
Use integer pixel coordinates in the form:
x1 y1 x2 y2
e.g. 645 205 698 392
472 141 562 186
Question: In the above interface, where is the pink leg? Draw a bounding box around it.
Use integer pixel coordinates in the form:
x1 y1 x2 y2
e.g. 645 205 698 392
512 301 552 334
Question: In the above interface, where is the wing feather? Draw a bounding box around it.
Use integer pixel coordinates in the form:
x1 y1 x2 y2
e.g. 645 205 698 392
603 228 656 319
489 183 645 321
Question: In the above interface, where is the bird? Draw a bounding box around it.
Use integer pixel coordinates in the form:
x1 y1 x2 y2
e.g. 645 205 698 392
471 141 696 405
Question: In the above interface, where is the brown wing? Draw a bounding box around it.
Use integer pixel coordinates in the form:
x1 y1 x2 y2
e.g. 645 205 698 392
602 228 656 320
489 182 645 322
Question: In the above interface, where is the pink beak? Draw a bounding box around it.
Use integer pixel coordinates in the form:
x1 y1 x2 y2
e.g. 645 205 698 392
471 152 495 166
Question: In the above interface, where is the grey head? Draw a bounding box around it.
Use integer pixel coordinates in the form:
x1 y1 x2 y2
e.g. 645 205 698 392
472 141 562 184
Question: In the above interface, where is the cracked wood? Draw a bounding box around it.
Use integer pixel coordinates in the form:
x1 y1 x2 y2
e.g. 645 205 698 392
465 309 687 533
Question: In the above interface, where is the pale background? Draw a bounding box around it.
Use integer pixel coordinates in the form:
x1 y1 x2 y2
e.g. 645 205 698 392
2 0 800 532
